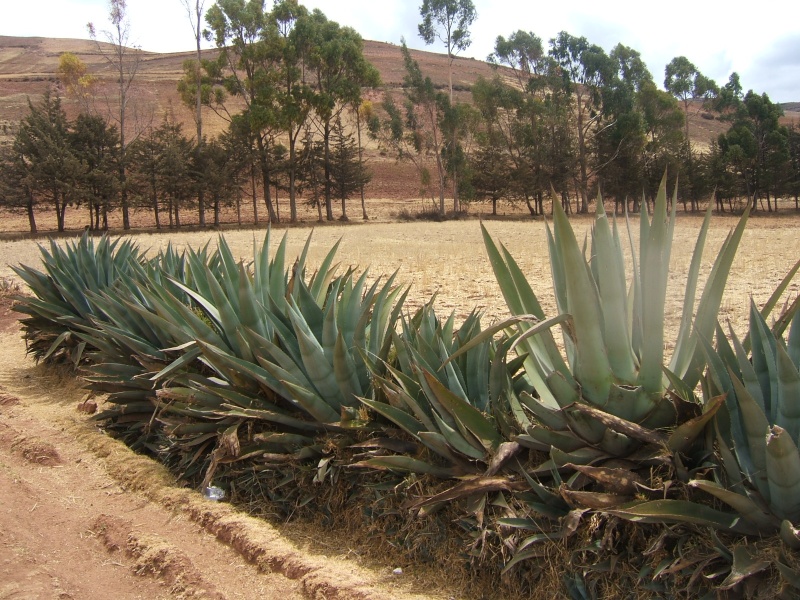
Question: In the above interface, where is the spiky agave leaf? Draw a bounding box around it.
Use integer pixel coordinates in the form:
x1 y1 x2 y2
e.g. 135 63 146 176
481 173 750 469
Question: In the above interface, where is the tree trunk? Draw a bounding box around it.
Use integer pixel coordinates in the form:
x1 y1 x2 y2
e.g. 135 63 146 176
26 190 37 234
356 109 368 220
255 137 276 222
324 119 334 221
251 165 259 225
152 186 161 230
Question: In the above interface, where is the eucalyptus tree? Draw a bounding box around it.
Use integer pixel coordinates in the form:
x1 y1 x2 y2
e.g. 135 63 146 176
664 55 718 209
717 91 789 211
418 0 475 210
179 0 207 225
637 80 684 208
487 30 575 214
205 0 282 222
87 0 142 230
548 32 617 212
597 44 652 211
305 11 379 220
418 0 476 102
400 40 449 214
271 0 314 222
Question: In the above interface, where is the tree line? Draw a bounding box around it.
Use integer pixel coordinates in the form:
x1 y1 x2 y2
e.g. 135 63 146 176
1 0 799 233
373 18 800 217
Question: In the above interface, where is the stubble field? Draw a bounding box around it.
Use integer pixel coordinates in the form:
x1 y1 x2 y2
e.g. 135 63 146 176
3 213 800 340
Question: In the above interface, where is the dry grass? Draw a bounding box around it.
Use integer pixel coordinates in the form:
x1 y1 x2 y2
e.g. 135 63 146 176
3 214 799 345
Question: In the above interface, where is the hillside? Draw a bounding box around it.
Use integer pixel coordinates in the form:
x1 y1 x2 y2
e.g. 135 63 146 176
1 34 798 207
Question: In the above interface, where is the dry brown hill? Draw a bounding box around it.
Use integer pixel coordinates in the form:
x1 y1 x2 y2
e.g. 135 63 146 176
1 34 797 205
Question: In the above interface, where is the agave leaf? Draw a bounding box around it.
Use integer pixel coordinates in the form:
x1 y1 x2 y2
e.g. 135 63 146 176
636 175 669 395
333 332 363 401
780 520 800 550
746 256 800 350
412 476 522 508
766 426 800 522
607 499 756 534
354 456 456 478
359 397 424 438
668 394 724 453
568 402 667 446
669 204 712 380
150 345 202 382
309 238 342 305
287 300 343 410
421 370 501 452
729 325 766 413
278 379 340 423
718 545 771 591
592 201 636 382
431 410 486 459
730 370 771 500
775 343 800 442
551 198 611 405
689 479 780 531
750 300 779 422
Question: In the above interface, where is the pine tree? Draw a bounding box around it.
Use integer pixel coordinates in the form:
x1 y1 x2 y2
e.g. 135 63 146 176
328 116 371 220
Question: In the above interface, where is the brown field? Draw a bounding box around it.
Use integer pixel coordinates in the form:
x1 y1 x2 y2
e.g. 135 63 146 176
4 212 800 350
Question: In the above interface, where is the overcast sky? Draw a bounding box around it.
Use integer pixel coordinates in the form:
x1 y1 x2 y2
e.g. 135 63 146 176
3 0 798 103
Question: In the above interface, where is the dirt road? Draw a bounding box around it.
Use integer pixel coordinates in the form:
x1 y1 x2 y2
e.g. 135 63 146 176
0 297 439 600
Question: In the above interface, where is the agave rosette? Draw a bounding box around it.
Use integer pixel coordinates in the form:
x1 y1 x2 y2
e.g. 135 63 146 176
481 174 749 474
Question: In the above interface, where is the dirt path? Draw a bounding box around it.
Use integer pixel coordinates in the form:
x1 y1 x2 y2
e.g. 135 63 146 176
0 298 442 600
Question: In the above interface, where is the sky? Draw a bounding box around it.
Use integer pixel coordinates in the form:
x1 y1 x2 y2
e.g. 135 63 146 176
2 0 798 104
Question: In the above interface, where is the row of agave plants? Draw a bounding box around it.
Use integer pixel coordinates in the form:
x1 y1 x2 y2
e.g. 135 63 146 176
12 175 800 597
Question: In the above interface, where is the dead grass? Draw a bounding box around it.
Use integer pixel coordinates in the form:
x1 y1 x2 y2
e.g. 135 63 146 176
3 215 797 345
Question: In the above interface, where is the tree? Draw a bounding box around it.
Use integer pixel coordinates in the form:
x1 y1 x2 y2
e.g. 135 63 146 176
717 91 789 211
12 90 82 232
417 0 476 102
664 56 718 209
0 144 38 233
69 113 120 230
398 40 449 214
549 31 616 212
328 115 371 220
272 0 314 223
205 0 281 222
305 11 380 220
57 52 97 114
418 0 475 211
469 127 511 215
354 100 373 219
88 0 142 230
179 0 207 226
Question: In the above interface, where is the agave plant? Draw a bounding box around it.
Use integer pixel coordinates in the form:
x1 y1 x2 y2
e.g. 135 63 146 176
693 296 800 537
12 233 145 365
80 229 410 482
357 303 509 479
480 175 749 471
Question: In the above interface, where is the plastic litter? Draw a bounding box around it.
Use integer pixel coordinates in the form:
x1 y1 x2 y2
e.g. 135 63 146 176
203 485 225 501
